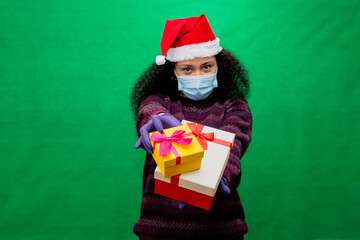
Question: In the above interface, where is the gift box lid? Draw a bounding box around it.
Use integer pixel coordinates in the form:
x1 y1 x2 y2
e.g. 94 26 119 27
150 124 204 168
154 120 236 197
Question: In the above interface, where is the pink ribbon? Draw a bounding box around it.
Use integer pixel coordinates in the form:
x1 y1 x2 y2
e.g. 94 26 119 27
150 130 193 157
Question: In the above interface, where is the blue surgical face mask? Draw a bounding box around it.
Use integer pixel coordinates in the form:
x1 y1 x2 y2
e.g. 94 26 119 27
175 67 218 101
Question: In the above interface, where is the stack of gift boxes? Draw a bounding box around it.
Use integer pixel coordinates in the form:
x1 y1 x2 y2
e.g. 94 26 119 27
150 120 235 211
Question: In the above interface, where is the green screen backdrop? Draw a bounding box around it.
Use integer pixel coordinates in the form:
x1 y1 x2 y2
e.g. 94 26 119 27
1 1 359 239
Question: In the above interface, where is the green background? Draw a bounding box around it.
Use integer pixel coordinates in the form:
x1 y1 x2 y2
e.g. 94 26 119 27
1 0 359 239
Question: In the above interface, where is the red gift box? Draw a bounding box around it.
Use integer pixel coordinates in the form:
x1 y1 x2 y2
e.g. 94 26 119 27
154 120 235 210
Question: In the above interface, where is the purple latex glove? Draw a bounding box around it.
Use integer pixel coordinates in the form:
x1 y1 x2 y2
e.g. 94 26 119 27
135 113 182 154
179 176 231 209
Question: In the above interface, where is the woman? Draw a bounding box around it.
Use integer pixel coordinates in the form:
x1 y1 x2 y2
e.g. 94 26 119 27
131 14 253 240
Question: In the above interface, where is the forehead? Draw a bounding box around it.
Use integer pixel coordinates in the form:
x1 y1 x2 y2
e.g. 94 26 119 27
175 56 216 67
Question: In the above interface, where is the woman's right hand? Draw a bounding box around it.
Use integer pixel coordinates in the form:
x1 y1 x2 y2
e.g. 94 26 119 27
135 113 182 154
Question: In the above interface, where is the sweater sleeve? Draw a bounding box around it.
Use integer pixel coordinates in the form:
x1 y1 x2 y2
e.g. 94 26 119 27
135 94 170 137
220 98 253 189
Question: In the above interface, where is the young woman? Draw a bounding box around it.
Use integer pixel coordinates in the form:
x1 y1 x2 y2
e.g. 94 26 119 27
131 14 253 240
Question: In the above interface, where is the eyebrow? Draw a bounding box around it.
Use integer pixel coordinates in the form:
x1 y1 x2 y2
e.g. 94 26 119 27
178 61 215 68
201 61 214 66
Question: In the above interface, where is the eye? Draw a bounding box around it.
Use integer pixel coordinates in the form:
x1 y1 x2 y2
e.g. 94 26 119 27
203 65 211 70
183 68 191 72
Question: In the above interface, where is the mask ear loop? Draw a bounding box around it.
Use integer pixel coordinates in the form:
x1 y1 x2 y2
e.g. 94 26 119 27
174 68 179 78
172 69 178 82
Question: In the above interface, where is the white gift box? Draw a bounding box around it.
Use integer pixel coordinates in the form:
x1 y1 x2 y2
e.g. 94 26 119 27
154 120 235 210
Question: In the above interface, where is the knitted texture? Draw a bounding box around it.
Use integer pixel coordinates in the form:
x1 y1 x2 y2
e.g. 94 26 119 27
133 93 252 240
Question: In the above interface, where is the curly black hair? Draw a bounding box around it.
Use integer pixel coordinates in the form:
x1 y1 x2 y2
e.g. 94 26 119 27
130 49 250 120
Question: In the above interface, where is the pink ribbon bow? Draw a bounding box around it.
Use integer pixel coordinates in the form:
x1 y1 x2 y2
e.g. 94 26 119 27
150 130 193 156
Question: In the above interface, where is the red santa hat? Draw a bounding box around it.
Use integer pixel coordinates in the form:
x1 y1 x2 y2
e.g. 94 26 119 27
155 14 222 65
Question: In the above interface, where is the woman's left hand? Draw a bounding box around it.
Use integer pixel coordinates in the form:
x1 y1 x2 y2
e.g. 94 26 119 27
216 177 231 196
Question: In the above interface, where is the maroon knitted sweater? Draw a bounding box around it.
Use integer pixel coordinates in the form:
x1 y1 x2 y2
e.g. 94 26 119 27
133 93 253 240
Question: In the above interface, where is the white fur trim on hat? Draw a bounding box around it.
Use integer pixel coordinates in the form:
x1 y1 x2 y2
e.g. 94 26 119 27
166 38 222 62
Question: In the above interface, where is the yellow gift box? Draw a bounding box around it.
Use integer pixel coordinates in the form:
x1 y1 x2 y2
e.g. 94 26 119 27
149 124 204 178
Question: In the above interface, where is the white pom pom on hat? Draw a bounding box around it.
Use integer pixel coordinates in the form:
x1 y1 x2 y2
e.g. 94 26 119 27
155 14 222 65
155 55 166 65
